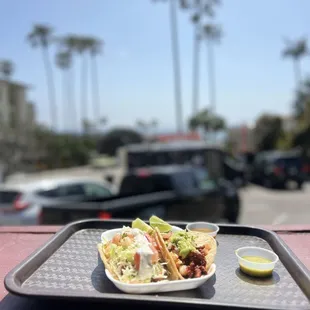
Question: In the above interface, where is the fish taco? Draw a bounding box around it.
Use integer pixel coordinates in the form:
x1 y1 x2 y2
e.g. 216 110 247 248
98 225 179 284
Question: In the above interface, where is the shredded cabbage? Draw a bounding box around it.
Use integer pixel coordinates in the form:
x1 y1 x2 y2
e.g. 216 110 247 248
104 227 167 283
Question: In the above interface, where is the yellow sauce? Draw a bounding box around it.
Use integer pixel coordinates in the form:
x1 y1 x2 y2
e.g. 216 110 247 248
242 256 272 264
240 256 273 277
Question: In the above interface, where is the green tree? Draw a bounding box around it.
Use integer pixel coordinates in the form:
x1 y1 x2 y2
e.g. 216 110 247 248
290 77 310 155
97 128 143 156
27 24 57 130
293 78 310 124
55 51 71 131
33 126 96 169
282 37 308 89
253 114 283 151
153 0 183 133
189 108 225 141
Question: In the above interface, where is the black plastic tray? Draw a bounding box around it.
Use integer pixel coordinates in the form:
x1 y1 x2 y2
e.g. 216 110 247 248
4 220 310 310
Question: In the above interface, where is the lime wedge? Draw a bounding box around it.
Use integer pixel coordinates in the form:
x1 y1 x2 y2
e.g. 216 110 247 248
149 215 172 233
132 218 153 233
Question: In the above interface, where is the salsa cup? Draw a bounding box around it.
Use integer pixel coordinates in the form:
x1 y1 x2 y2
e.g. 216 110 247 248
235 246 279 277
186 222 220 238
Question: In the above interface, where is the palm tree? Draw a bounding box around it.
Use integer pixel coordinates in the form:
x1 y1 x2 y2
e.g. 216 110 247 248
55 51 71 131
27 24 57 130
203 23 222 115
184 0 220 115
282 38 308 90
58 35 79 131
88 37 103 124
153 0 183 133
191 0 220 114
75 36 91 132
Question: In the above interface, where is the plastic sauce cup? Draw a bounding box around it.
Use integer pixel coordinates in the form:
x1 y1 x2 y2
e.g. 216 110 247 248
235 246 279 277
186 222 220 238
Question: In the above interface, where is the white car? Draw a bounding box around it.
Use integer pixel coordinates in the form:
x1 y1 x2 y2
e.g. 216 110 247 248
0 177 115 226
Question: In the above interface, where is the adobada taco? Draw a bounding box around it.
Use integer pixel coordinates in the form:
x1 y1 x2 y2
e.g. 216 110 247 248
154 228 217 279
98 226 178 284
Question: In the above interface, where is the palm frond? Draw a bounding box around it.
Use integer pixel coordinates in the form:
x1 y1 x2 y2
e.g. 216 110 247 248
203 23 222 42
55 51 71 70
26 24 54 48
282 37 308 59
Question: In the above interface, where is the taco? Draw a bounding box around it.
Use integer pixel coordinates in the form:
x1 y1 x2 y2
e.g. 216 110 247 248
154 228 217 279
98 226 177 284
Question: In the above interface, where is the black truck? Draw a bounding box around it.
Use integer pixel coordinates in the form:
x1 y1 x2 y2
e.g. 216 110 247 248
40 165 240 225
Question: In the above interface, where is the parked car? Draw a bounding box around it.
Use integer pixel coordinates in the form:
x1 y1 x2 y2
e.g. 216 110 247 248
0 177 114 225
223 156 247 188
40 165 241 225
250 150 306 189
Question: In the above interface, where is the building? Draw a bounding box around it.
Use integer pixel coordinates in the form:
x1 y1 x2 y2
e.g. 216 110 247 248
0 79 35 130
0 79 37 175
155 132 201 142
227 124 255 154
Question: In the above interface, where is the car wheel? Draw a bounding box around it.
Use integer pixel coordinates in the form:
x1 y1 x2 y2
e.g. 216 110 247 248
297 182 303 190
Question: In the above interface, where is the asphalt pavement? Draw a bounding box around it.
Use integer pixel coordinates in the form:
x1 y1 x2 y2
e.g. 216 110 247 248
239 183 310 225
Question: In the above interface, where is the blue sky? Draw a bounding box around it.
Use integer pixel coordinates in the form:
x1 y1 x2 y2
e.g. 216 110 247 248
1 0 310 132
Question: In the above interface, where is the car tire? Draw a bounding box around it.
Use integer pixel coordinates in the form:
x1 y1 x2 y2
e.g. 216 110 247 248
297 182 303 190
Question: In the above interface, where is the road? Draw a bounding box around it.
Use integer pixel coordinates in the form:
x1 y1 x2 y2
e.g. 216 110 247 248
239 183 310 225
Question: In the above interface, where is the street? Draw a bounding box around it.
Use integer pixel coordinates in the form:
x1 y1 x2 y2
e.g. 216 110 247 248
240 183 310 225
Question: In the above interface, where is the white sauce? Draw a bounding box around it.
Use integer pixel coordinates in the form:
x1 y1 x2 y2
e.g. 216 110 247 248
132 229 154 279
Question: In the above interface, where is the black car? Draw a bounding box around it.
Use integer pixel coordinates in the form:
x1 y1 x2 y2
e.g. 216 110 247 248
250 150 306 189
223 156 247 188
40 165 241 225
119 165 240 223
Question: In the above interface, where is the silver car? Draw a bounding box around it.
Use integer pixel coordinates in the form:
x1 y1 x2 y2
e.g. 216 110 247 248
0 177 114 225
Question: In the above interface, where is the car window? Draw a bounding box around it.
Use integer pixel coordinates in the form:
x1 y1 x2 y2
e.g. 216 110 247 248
58 184 86 197
173 172 196 191
193 169 217 190
36 188 60 198
0 190 20 206
83 183 112 198
119 174 172 195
